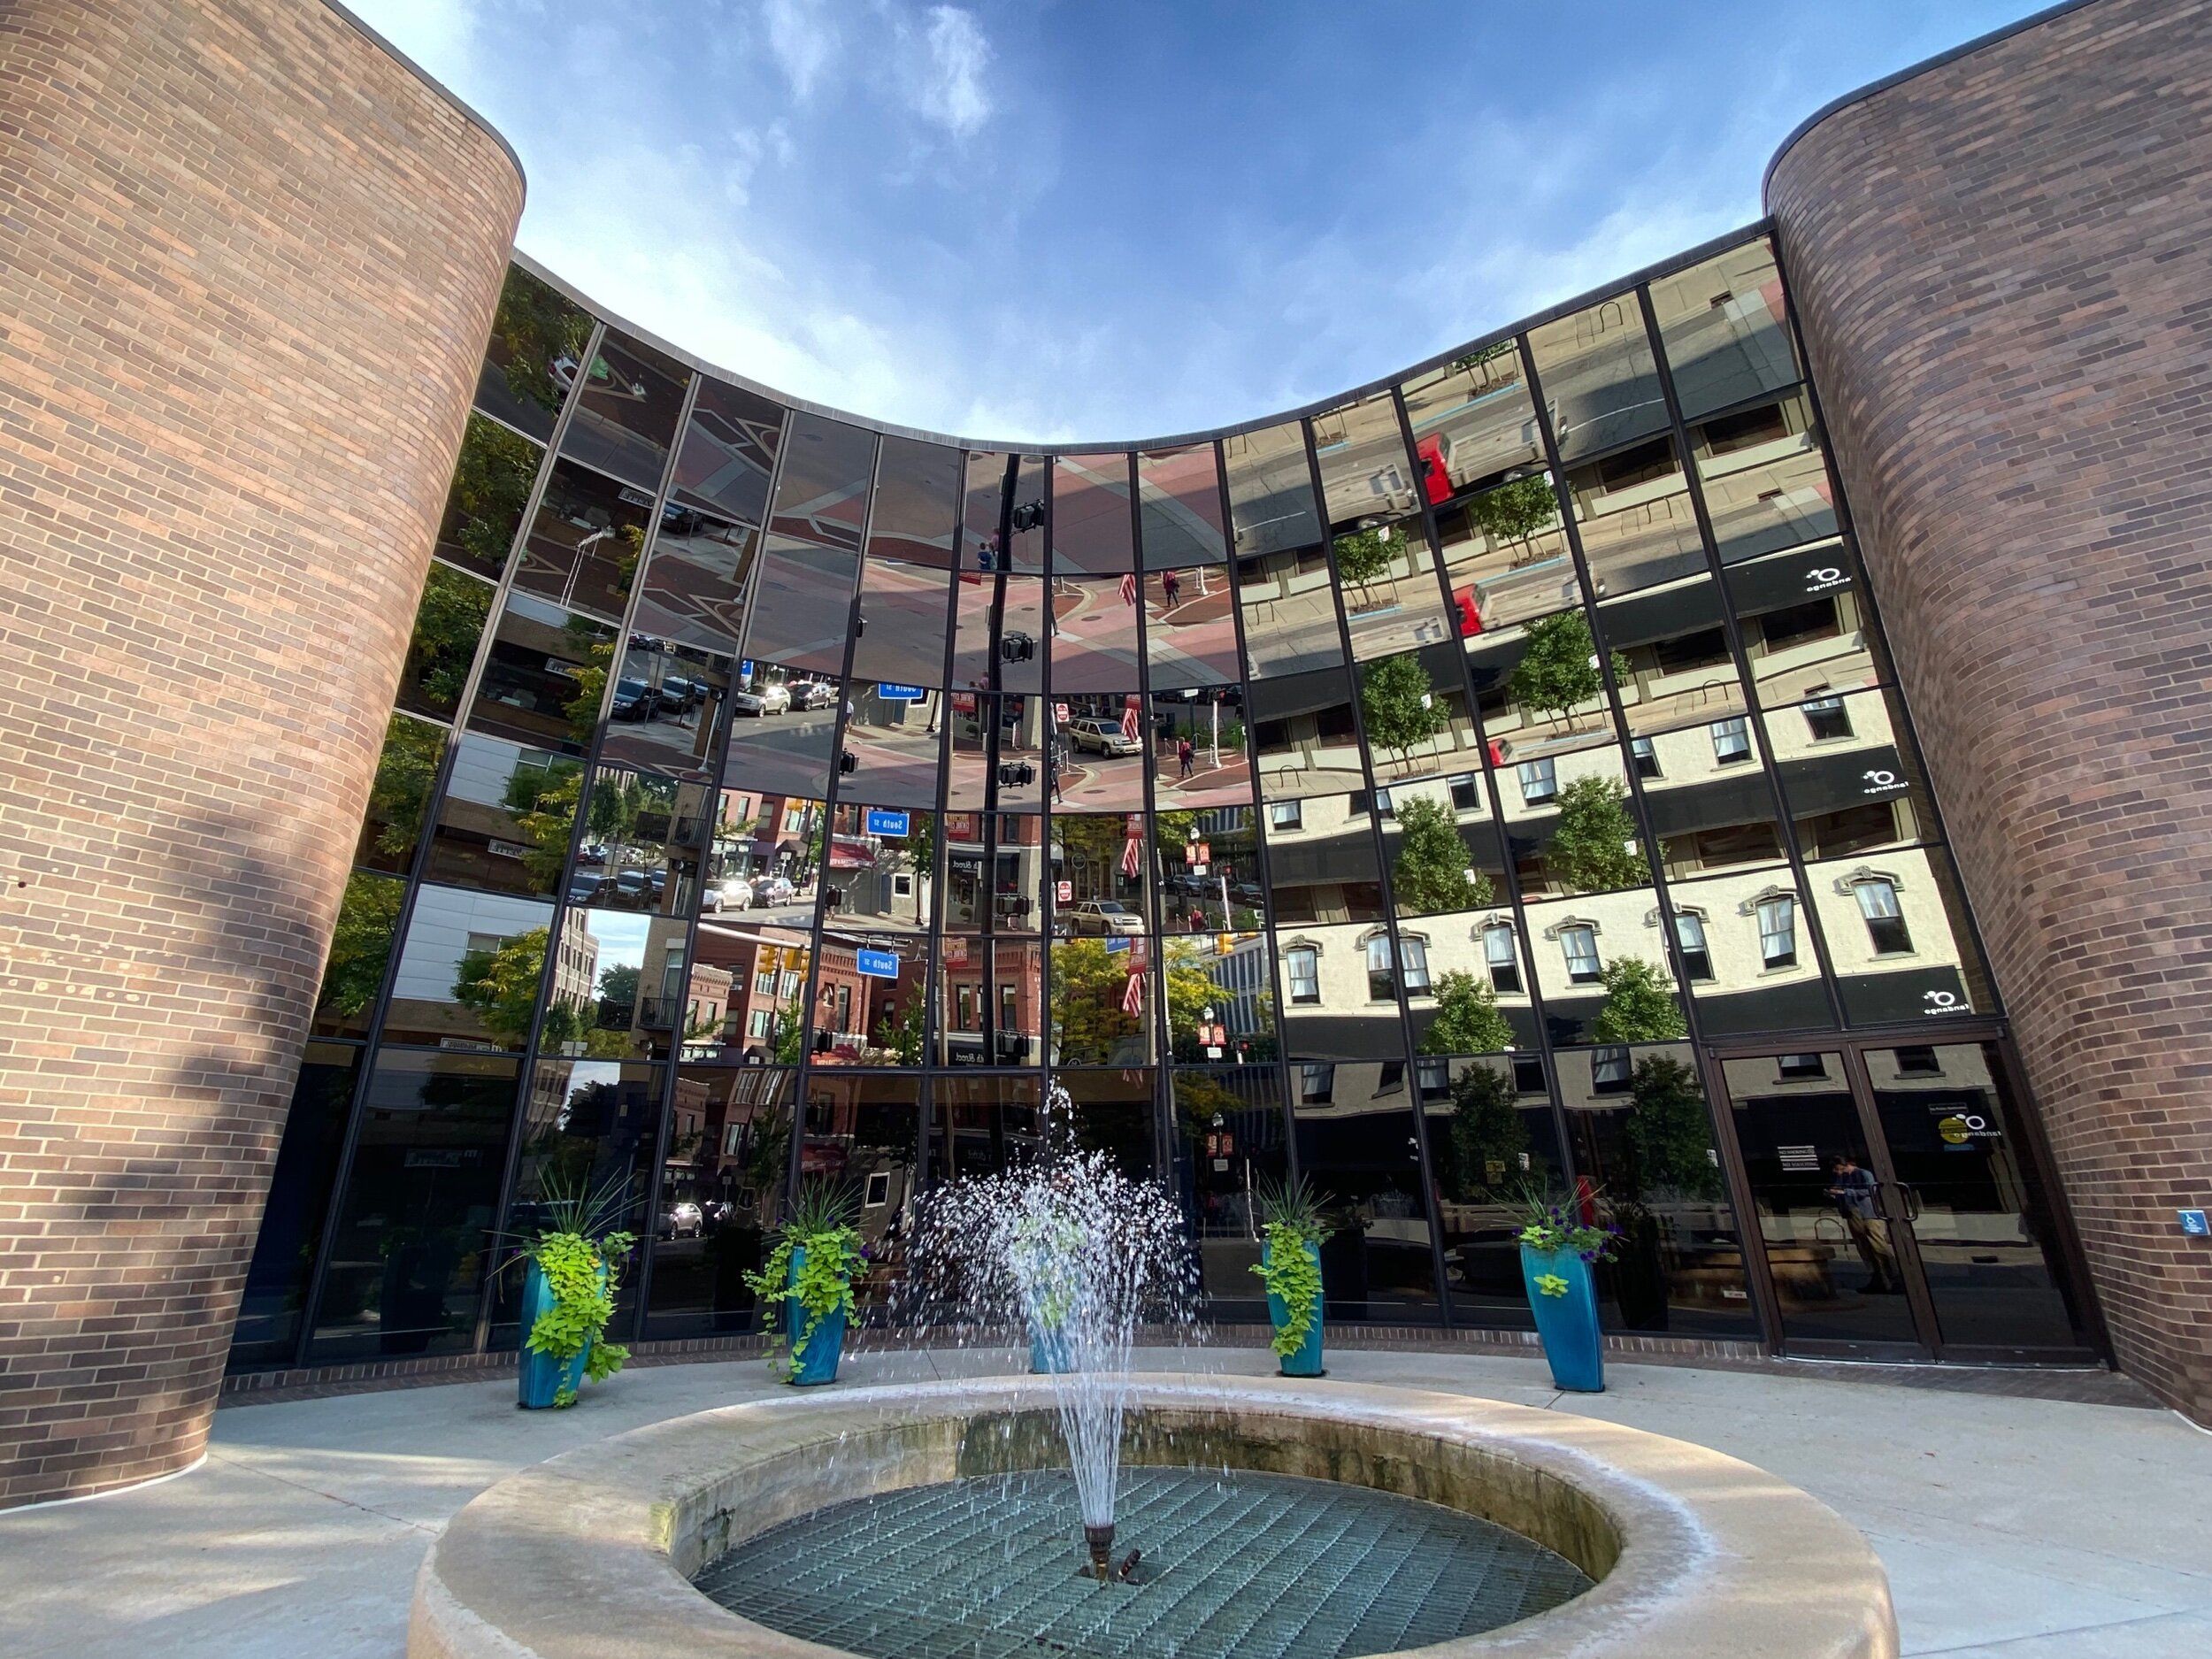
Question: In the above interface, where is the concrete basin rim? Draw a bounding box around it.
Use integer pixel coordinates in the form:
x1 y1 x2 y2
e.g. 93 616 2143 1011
415 1372 1894 1659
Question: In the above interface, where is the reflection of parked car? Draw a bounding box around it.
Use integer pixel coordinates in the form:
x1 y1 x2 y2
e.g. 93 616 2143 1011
731 680 790 716
661 1201 703 1240
1067 718 1139 757
614 869 656 901
567 874 613 905
701 877 752 913
611 677 657 721
786 680 833 710
1066 899 1144 936
756 875 796 905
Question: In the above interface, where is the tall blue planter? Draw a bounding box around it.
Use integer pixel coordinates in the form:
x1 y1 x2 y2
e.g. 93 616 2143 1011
1263 1239 1325 1378
1029 1322 1073 1374
517 1257 600 1410
1521 1243 1603 1393
784 1245 847 1386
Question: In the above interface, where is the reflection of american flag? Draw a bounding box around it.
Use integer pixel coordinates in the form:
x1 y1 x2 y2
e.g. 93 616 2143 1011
1120 695 1141 741
1122 970 1145 1018
1119 830 1142 878
1118 571 1137 606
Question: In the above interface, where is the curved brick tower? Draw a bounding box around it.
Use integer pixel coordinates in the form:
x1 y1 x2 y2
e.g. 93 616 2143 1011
1768 0 2212 1420
0 0 522 1503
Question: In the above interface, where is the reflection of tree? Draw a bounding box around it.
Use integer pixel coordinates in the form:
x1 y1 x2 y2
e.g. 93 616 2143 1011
1545 775 1647 894
1161 937 1268 1062
1507 610 1627 718
1332 527 1391 591
453 928 549 1044
1050 938 1148 1063
1463 474 1558 556
562 621 617 746
492 267 591 419
1442 1063 1532 1202
507 760 584 890
873 996 926 1064
1171 1070 1247 1140
1590 958 1687 1043
444 414 539 572
1622 1055 1724 1202
1418 971 1513 1056
366 714 445 863
1390 795 1494 913
406 564 493 715
319 872 403 1018
588 772 645 848
597 963 641 1011
1359 653 1448 757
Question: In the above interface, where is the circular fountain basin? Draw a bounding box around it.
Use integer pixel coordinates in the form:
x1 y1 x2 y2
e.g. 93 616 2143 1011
409 1374 1898 1659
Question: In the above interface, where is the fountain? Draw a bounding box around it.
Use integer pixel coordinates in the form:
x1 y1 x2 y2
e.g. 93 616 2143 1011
409 1085 1901 1659
889 1083 1196 1578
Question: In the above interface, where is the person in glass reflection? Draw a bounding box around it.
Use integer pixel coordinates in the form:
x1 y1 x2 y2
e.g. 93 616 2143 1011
1826 1153 1900 1293
1177 736 1195 779
1162 568 1183 609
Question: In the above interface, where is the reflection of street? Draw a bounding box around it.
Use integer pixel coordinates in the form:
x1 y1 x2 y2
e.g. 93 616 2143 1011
1341 573 1452 658
722 701 837 798
1051 751 1146 810
1151 736 1253 805
839 723 940 803
1048 579 1141 687
1239 588 1342 676
1146 582 1238 685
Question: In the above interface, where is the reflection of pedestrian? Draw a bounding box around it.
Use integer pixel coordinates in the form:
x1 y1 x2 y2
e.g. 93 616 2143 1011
1826 1154 1899 1293
1163 569 1183 608
1187 904 1205 930
1178 736 1195 779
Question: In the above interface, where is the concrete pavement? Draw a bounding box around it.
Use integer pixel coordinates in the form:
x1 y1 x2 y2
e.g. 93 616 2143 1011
2 1345 2207 1658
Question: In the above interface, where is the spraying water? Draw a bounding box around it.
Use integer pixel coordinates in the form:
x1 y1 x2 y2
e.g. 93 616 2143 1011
898 1084 1195 1577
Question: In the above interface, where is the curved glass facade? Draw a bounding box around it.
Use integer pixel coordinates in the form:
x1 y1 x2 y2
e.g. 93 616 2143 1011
233 233 2094 1371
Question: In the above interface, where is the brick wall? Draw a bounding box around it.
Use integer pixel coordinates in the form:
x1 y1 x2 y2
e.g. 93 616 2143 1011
1768 0 2212 1420
0 0 521 1505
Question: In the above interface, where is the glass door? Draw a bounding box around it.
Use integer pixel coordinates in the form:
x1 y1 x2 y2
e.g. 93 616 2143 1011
1860 1041 2092 1360
1718 1050 1934 1356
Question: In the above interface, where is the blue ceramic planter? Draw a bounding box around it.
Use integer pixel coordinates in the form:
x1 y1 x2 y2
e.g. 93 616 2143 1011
518 1257 600 1410
784 1244 847 1386
1263 1238 1325 1378
1029 1323 1073 1374
1521 1243 1603 1393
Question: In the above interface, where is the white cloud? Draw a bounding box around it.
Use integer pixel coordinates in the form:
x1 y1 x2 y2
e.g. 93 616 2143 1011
914 6 992 138
762 0 839 99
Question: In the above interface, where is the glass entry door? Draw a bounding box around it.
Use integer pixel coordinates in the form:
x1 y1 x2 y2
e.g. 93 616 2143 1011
1721 1051 1932 1356
1717 1041 2093 1360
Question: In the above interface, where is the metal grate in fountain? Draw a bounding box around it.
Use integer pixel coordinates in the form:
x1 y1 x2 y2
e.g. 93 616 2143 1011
693 1469 1592 1659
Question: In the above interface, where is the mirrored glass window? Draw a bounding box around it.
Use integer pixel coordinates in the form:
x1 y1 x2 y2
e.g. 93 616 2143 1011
1435 472 1572 638
642 1067 795 1336
947 695 1045 813
1467 603 1618 772
1668 871 1831 1036
1053 693 1148 811
1052 811 1151 939
799 1077 921 1314
1525 294 1668 463
1425 1054 1564 1326
466 593 616 758
1521 888 1684 1048
1171 1066 1285 1298
1237 543 1345 678
1274 921 1405 1062
634 503 758 654
1290 1063 1440 1318
425 733 581 898
852 555 953 688
230 1043 360 1365
747 535 859 675
1649 237 1802 420
1727 540 1891 710
1337 519 1454 660
357 713 445 875
686 910 814 1064
1156 804 1265 933
434 413 542 580
476 265 591 443
1311 391 1417 529
1693 390 1837 566
1401 344 1544 506
598 638 730 782
1807 846 1996 1026
838 684 944 808
768 412 876 551
1051 452 1134 573
1773 686 1937 861
1149 688 1251 809
558 327 689 491
513 456 651 623
700 786 824 932
721 661 841 800
1252 668 1363 801
1143 563 1237 687
867 435 963 568
313 874 403 1039
1163 933 1276 1064
1048 572 1142 691
671 378 783 526
1402 910 1536 1055
1137 444 1227 568
1360 641 1483 787
1050 935 1155 1064
396 563 495 724
1260 788 1385 926
1561 435 1704 599
540 902 680 1064
1224 419 1321 558
808 927 929 1066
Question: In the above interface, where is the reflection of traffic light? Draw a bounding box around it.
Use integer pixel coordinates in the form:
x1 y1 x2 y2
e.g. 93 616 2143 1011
838 750 858 774
996 760 1035 787
1000 632 1035 663
1010 500 1044 534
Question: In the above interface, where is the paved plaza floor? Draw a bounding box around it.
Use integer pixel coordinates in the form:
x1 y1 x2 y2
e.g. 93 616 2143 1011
4 1346 2208 1658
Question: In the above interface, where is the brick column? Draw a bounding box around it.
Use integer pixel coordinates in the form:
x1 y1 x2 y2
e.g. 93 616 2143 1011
0 0 522 1505
1768 0 2212 1420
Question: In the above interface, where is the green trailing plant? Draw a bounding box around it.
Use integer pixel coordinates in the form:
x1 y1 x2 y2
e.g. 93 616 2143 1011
508 1171 636 1407
1249 1174 1330 1358
1010 1211 1084 1332
742 1179 865 1380
1513 1187 1621 1297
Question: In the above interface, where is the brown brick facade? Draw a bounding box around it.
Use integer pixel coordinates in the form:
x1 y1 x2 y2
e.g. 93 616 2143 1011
1768 0 2212 1421
0 0 521 1505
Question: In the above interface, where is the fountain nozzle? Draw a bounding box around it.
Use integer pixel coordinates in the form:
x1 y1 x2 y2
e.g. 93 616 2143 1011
1084 1521 1117 1578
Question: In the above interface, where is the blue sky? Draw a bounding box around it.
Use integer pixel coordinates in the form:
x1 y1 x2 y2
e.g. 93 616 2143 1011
357 0 2046 443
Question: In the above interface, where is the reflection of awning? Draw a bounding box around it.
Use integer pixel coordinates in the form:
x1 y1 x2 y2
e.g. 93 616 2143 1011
1691 979 1834 1038
1247 668 1351 724
1596 581 1722 650
827 834 876 870
1724 547 1854 618
1839 964 1975 1025
1263 837 1375 885
1640 772 1774 840
1775 748 1906 818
